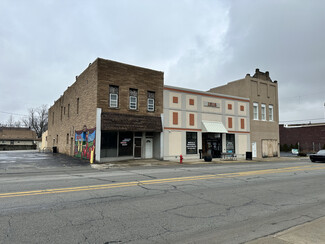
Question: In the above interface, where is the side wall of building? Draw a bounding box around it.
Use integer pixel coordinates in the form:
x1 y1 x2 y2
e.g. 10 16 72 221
47 61 98 156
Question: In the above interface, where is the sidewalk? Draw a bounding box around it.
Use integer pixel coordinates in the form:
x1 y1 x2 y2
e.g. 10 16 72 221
91 156 307 169
247 216 325 244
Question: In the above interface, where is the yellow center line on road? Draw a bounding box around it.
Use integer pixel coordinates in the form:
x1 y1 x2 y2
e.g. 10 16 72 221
1 165 325 198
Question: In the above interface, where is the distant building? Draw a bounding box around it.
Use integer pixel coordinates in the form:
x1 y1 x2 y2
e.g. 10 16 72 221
163 85 250 160
208 69 279 158
41 130 49 151
0 127 37 150
279 123 325 152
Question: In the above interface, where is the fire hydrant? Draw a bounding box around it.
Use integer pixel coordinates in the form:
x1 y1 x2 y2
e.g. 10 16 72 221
180 154 183 164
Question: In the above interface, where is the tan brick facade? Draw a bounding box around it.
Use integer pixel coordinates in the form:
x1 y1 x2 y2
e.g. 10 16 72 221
47 58 164 161
48 60 98 155
97 59 163 116
208 69 279 158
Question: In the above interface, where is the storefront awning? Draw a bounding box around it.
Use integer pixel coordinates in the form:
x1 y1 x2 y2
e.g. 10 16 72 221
202 121 228 133
101 112 162 132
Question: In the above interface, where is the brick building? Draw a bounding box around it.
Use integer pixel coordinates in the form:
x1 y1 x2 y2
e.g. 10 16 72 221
48 59 280 162
280 123 325 152
0 127 37 150
208 69 279 158
47 58 163 162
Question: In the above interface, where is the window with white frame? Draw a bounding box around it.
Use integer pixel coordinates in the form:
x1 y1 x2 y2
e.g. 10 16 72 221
269 105 274 121
147 91 155 112
261 104 266 120
129 88 138 110
253 102 258 120
109 85 119 108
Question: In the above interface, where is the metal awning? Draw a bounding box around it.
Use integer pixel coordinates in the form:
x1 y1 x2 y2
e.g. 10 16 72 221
202 121 228 133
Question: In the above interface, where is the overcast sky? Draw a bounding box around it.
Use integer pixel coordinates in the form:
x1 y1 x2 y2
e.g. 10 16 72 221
1 0 325 125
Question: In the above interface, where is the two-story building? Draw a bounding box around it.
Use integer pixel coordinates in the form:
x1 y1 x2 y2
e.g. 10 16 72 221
163 85 251 160
47 58 164 162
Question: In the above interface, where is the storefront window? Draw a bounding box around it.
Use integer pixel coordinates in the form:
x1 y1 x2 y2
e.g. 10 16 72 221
101 131 118 157
186 132 197 154
226 134 235 153
119 131 133 156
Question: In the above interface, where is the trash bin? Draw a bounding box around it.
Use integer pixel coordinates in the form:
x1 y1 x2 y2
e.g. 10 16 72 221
246 151 252 160
53 146 57 153
204 156 212 162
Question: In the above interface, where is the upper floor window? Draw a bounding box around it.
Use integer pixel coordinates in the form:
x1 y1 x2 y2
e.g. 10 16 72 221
253 102 258 120
241 118 245 129
60 106 63 121
147 91 155 112
240 105 245 111
189 113 195 126
173 96 178 103
228 104 232 110
261 104 266 121
109 85 119 108
77 98 79 115
129 88 138 110
228 117 233 129
189 99 194 106
173 112 178 125
269 105 274 121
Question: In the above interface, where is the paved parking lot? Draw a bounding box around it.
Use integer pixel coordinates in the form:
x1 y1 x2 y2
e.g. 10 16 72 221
0 150 90 173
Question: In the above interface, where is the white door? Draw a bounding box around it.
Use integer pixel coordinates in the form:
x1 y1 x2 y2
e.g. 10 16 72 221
252 142 257 158
145 138 153 158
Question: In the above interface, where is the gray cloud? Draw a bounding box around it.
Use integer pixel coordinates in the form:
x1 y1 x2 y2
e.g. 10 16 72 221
1 0 324 124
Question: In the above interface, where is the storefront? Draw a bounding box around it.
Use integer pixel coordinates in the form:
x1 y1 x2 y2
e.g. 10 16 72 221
99 112 162 162
201 121 227 158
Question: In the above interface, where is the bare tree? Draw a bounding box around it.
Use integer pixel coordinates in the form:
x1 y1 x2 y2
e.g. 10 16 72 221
23 105 48 138
6 115 14 127
14 120 22 127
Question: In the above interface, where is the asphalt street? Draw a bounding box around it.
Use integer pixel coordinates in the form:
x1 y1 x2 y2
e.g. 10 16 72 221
0 151 325 243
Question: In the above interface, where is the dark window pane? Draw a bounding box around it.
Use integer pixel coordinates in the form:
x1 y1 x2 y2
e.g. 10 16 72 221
101 131 118 157
119 132 133 156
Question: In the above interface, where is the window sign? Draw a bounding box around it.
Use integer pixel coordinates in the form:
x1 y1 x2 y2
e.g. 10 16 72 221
186 132 197 154
119 132 133 156
226 134 235 153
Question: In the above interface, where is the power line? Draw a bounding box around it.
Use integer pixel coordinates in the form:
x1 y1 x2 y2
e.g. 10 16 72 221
0 111 28 117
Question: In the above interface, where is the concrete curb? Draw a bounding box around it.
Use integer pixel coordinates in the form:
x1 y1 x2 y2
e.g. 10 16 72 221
91 156 308 169
246 216 325 244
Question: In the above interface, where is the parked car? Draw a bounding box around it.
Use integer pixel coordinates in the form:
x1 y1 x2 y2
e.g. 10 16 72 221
309 150 325 162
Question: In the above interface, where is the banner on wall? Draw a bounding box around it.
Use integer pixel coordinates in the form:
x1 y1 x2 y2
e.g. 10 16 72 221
74 126 96 163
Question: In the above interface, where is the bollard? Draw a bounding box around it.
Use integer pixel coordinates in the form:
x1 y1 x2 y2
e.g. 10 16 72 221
180 154 183 164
